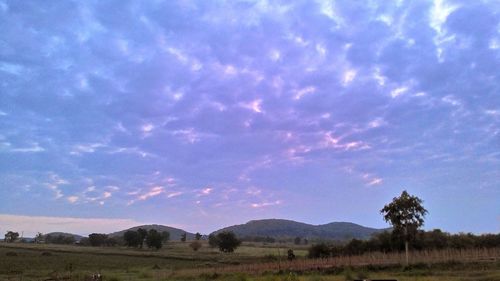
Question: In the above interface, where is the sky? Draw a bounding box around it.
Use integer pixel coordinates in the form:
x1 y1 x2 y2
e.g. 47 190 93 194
0 0 499 237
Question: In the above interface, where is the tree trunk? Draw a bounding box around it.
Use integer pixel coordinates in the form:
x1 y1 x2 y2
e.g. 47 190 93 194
405 240 409 266
404 225 409 266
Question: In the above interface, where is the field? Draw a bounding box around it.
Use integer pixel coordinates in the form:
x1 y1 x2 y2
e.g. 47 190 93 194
1 242 499 281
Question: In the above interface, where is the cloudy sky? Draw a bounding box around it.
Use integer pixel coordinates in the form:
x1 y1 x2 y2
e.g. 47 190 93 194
0 0 499 237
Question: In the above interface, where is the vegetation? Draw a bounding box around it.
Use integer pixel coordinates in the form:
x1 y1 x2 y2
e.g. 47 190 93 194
1 242 498 281
214 231 242 253
45 233 76 245
190 240 202 251
307 230 500 258
4 231 19 243
145 229 163 250
1 191 499 280
381 190 428 265
123 230 141 247
214 219 383 242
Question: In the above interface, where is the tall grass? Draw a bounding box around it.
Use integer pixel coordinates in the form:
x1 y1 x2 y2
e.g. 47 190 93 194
176 247 500 276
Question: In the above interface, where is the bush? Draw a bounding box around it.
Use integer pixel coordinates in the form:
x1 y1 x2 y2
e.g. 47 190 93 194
307 243 331 259
189 240 202 251
41 252 52 256
5 251 17 256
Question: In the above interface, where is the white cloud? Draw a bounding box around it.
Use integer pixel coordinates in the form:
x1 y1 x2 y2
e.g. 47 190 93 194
138 186 164 201
390 87 409 98
367 178 383 186
240 99 263 113
342 70 356 86
10 142 45 153
0 214 142 237
294 86 316 100
167 191 183 198
251 200 282 208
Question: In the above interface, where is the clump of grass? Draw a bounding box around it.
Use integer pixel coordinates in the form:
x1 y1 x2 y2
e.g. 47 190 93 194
306 274 324 281
107 275 122 281
355 269 369 280
282 272 299 281
41 251 52 256
138 270 152 278
5 251 17 256
343 267 353 281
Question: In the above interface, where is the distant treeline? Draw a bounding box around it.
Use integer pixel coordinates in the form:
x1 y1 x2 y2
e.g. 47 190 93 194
308 229 500 258
44 234 76 245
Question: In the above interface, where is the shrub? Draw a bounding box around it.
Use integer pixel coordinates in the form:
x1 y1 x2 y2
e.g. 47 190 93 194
190 240 202 251
307 243 331 259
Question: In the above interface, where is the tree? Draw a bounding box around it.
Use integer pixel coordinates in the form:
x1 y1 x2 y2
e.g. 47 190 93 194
189 241 202 251
195 232 202 240
180 232 187 242
215 231 241 253
208 233 219 248
35 232 44 243
307 243 330 259
88 233 108 247
380 190 428 266
124 230 141 248
161 231 170 243
294 237 302 245
145 229 163 250
4 231 19 243
137 228 147 248
287 249 296 261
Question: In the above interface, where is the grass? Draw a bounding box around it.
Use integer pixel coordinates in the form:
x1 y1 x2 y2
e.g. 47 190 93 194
0 243 499 281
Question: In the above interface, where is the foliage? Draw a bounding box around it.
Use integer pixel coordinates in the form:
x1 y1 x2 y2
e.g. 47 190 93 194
161 231 170 243
88 233 108 247
4 231 19 243
307 243 331 258
35 232 44 243
381 190 428 242
216 231 241 253
189 240 202 251
287 249 296 261
381 190 428 264
45 234 76 245
306 230 500 258
145 229 163 250
137 228 147 248
124 230 141 247
181 232 187 242
208 234 219 248
195 232 202 240
294 237 301 245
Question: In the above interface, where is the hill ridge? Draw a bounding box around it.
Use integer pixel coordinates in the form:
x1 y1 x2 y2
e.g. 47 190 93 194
212 218 385 241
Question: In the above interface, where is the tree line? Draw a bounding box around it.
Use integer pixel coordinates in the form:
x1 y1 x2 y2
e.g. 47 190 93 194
307 229 500 258
3 228 243 254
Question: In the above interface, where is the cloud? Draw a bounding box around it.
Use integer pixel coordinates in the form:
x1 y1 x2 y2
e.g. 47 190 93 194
251 200 282 208
137 186 165 201
0 214 142 237
0 0 498 234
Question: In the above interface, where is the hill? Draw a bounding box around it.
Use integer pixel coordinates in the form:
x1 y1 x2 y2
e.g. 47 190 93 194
45 232 83 241
108 224 196 241
212 219 385 241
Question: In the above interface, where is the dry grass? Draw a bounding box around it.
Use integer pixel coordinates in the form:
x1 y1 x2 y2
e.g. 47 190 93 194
175 248 500 276
1 243 499 281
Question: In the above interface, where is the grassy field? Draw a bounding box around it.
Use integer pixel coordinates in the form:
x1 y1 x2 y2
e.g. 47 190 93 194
0 242 499 281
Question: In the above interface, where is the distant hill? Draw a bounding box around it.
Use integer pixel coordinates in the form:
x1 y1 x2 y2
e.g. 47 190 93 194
45 232 83 241
212 219 385 241
108 224 196 241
